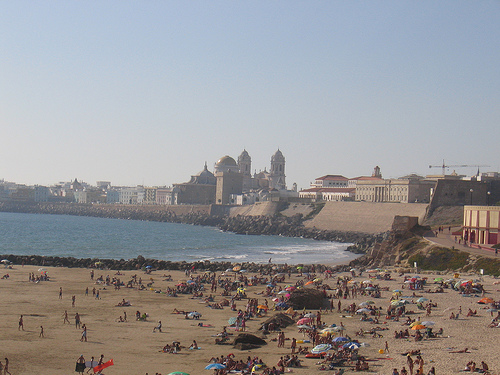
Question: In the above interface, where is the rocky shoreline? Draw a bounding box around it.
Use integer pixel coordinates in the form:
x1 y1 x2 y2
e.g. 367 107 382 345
0 201 383 270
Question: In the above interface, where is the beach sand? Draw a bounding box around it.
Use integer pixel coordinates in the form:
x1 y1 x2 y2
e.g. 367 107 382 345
0 264 499 375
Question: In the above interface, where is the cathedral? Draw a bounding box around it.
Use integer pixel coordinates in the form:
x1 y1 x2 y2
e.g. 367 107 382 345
172 149 289 205
236 149 287 192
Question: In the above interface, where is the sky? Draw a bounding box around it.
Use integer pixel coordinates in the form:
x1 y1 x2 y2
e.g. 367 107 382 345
1 1 499 190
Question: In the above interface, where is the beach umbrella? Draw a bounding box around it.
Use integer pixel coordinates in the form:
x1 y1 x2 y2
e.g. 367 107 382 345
434 277 443 282
365 287 376 291
478 297 495 304
417 297 429 303
332 336 349 342
313 278 322 283
233 266 241 272
304 313 317 318
252 364 264 372
344 342 361 349
168 372 190 375
421 321 435 326
411 324 426 330
297 325 314 330
297 317 313 325
257 305 268 310
393 289 403 293
356 308 371 314
1 259 10 264
205 363 226 370
358 302 370 307
320 327 337 334
187 312 202 319
278 290 288 295
304 281 314 286
311 344 331 353
365 300 375 305
409 321 422 328
333 326 345 331
228 317 237 325
38 268 47 272
285 286 296 292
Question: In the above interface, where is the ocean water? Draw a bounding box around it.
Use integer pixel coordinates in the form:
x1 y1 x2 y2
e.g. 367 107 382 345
0 212 357 265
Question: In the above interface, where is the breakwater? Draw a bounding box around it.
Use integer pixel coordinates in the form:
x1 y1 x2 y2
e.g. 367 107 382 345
0 253 353 274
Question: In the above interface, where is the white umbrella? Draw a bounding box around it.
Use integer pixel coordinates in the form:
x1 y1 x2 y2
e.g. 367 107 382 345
311 344 332 353
304 313 317 318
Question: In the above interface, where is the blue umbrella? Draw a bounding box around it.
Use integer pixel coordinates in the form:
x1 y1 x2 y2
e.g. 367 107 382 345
343 342 361 349
332 336 349 342
205 363 226 370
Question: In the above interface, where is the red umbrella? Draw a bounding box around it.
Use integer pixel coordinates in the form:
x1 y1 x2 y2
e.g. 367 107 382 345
297 317 313 325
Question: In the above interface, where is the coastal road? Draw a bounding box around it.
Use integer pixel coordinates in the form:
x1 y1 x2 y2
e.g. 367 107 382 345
423 226 498 259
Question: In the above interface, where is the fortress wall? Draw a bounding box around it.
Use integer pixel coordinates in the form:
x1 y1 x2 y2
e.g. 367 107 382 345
304 201 429 234
229 201 282 217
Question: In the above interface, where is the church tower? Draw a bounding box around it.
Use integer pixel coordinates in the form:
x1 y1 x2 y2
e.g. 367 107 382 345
238 149 252 192
269 149 286 190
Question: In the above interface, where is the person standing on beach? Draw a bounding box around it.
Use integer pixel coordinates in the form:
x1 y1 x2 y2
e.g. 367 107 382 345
39 325 44 338
4 357 11 375
18 315 24 330
75 312 81 329
72 295 76 307
76 355 85 374
407 355 414 375
59 287 63 299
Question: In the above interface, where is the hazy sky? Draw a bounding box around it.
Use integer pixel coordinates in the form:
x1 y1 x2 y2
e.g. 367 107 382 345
1 1 499 190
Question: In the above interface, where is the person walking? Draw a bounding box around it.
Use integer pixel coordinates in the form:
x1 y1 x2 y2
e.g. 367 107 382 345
18 315 24 331
80 324 87 342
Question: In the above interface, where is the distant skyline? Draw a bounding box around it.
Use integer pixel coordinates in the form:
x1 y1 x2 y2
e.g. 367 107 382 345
1 2 499 190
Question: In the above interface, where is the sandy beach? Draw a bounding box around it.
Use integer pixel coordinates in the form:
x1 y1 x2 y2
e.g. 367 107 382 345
0 263 499 375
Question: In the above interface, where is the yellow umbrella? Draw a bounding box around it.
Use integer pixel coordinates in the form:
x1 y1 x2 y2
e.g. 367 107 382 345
409 321 422 328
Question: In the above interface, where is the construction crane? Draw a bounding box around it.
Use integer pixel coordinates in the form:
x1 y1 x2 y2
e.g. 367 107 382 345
429 160 490 175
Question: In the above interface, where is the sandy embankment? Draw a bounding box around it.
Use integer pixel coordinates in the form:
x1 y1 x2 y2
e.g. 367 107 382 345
0 264 499 375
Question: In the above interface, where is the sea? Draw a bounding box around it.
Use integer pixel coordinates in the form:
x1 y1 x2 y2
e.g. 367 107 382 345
0 212 358 265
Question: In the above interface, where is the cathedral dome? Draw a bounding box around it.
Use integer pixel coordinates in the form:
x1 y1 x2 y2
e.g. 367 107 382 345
216 155 237 167
188 163 216 184
214 155 239 173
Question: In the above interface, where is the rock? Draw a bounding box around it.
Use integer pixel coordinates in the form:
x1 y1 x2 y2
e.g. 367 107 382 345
287 288 326 310
233 333 267 348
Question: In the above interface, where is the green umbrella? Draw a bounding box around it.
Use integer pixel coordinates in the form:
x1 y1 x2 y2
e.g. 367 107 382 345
168 372 190 375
